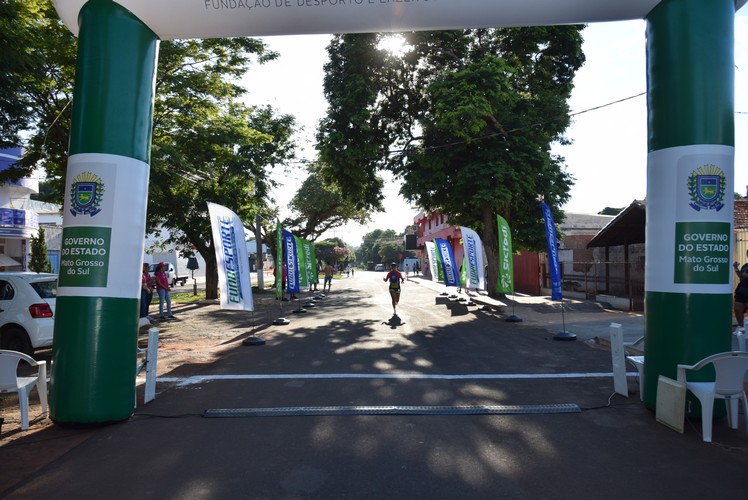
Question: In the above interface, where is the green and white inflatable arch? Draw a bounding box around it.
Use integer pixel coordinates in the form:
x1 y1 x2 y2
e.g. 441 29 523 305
50 0 744 423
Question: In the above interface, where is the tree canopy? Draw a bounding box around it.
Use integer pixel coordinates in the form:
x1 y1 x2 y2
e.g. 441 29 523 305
315 237 354 268
284 162 371 241
317 28 585 296
0 0 76 181
355 228 414 265
2 5 296 299
148 39 294 298
598 207 624 216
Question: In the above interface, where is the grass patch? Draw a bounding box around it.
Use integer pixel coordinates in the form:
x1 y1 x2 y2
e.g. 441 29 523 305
171 290 207 303
170 285 278 304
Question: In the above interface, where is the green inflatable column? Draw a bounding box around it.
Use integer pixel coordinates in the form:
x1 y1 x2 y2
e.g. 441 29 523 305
643 0 735 410
50 0 159 424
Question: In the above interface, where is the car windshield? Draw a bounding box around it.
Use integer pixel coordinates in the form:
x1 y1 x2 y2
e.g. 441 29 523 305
31 280 57 299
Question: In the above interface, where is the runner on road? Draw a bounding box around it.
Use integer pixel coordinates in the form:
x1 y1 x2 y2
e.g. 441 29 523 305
383 263 405 316
323 262 334 292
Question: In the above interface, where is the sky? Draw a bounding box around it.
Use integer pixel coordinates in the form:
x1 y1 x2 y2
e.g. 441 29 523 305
242 10 748 247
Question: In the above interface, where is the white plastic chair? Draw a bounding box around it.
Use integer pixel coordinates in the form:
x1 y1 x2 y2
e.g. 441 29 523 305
676 351 748 443
626 355 645 401
0 350 48 430
734 330 747 351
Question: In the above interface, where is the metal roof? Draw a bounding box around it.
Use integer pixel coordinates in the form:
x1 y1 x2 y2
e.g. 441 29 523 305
586 200 646 248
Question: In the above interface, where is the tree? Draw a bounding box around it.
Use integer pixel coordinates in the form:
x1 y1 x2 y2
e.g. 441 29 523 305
285 162 371 241
0 0 77 184
358 229 398 265
598 207 624 216
144 37 291 300
28 226 52 273
149 100 295 299
316 33 386 213
2 8 294 300
315 238 354 268
378 242 402 266
260 162 371 274
317 28 585 296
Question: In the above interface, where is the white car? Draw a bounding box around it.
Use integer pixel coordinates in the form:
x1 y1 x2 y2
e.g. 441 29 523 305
374 264 385 271
149 262 188 287
0 272 57 355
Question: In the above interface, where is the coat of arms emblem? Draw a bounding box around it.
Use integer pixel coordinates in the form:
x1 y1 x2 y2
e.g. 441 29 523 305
688 164 725 212
70 172 104 216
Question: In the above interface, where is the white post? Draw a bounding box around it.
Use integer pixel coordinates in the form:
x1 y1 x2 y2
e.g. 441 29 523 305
609 322 628 397
144 327 159 404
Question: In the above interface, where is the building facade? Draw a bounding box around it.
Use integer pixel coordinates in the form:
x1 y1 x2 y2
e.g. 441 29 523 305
0 148 53 271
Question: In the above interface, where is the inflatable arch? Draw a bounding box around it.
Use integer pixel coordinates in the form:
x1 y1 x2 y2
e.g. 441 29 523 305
49 0 744 423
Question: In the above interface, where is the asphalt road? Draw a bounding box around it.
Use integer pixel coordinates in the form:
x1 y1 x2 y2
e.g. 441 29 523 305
2 271 747 499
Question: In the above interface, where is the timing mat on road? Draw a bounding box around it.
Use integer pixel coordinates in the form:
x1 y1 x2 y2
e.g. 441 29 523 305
203 403 581 418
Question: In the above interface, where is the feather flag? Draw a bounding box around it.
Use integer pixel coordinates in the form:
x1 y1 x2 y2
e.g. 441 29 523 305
207 202 253 311
283 229 300 294
299 238 317 286
276 220 283 299
460 226 485 290
425 241 440 282
294 235 308 288
434 238 460 287
496 215 514 294
541 202 563 301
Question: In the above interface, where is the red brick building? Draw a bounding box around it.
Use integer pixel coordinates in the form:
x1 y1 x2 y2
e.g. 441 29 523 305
414 209 463 279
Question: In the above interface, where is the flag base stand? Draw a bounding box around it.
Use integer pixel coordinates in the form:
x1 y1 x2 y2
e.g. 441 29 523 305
303 301 315 308
293 308 307 314
553 299 574 340
481 305 492 311
440 292 448 296
553 331 576 341
505 295 522 322
466 300 476 306
273 317 290 325
242 336 266 346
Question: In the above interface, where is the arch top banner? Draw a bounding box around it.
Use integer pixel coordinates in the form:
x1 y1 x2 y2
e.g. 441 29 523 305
54 0 663 40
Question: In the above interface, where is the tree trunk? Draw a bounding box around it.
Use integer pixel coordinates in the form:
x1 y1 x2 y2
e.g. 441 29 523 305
194 240 219 300
204 257 219 300
481 206 500 299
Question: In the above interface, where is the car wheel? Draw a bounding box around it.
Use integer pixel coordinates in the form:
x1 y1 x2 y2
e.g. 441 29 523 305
1 326 33 356
171 278 176 287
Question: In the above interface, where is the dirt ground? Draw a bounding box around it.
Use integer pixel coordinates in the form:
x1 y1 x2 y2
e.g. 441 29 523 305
0 287 303 494
0 288 287 442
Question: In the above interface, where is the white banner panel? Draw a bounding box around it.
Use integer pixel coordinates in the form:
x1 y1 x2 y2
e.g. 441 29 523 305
58 153 149 299
208 202 254 310
425 240 437 282
646 144 734 294
54 0 662 39
460 226 485 290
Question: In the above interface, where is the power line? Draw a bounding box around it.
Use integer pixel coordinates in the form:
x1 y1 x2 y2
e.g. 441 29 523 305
569 92 646 117
383 91 650 157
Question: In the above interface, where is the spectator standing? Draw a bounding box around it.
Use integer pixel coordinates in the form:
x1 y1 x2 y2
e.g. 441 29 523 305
155 262 175 320
733 250 748 331
140 263 153 321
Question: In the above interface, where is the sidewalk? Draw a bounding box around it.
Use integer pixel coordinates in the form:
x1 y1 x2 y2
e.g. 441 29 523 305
407 275 645 346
